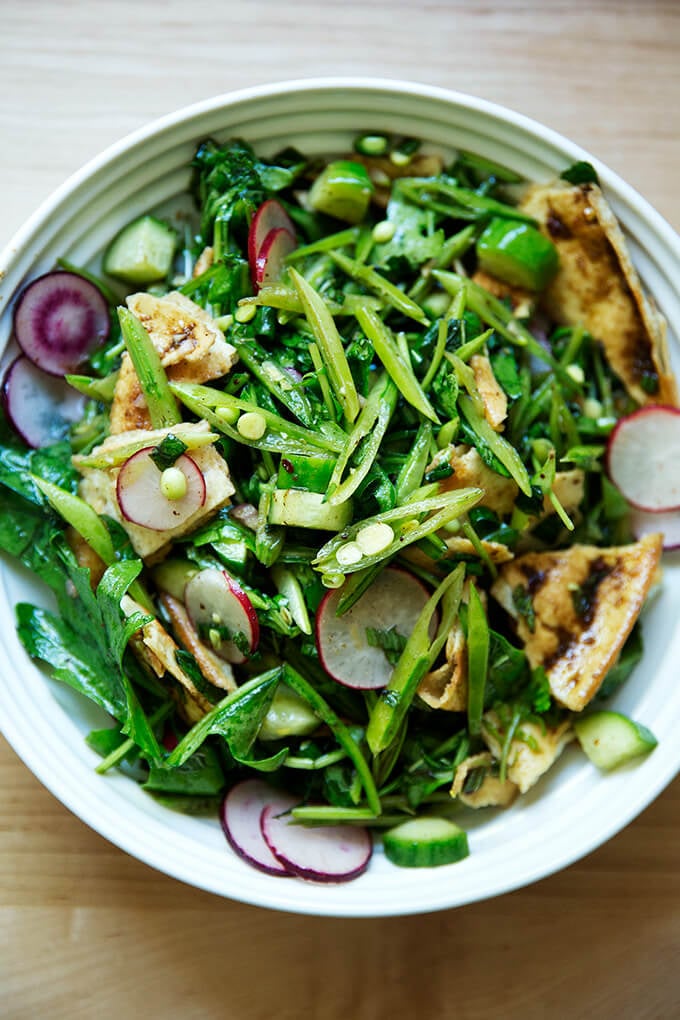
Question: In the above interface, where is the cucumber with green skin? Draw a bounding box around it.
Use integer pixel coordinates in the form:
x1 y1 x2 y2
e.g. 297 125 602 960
103 215 177 284
574 710 657 771
476 217 558 291
269 489 352 531
382 817 470 868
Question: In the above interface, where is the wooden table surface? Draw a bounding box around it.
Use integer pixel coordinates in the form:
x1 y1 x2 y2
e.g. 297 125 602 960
2 2 679 1017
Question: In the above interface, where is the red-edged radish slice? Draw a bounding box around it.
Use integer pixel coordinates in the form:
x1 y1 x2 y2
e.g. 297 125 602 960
261 805 372 883
248 199 296 274
316 567 435 690
1 355 85 448
630 508 680 550
13 271 110 376
221 780 296 877
606 405 680 511
253 227 297 290
184 567 259 663
116 448 206 531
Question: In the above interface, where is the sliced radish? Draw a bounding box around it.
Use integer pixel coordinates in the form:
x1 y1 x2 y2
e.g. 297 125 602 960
248 199 296 275
630 507 680 550
13 271 110 376
261 805 372 883
184 567 259 663
254 228 297 290
316 567 435 690
606 405 680 511
116 447 206 531
221 780 296 876
1 355 84 448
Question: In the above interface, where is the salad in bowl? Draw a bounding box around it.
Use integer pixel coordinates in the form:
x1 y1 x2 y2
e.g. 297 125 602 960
0 110 677 888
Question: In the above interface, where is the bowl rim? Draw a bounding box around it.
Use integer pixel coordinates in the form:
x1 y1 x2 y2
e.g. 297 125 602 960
1 76 679 916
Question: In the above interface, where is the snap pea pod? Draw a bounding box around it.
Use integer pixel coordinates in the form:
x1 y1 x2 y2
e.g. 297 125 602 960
117 307 180 429
233 340 316 427
466 583 490 735
289 268 360 424
405 178 536 224
330 250 429 325
355 305 438 423
170 381 344 455
394 422 433 504
366 564 465 754
458 394 532 496
313 487 483 578
282 663 381 814
66 372 118 403
30 475 153 612
326 375 398 506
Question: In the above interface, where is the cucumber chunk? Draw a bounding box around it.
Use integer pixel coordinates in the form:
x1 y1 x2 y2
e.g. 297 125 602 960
574 710 658 771
382 817 469 868
103 215 177 284
309 161 374 224
476 217 558 291
268 489 352 531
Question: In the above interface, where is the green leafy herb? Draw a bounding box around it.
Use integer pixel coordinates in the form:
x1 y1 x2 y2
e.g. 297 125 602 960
512 584 536 633
149 433 189 471
560 161 600 186
365 626 409 666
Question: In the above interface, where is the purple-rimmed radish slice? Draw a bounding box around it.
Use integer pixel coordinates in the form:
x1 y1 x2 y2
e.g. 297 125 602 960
253 227 297 290
316 567 435 690
606 405 680 512
1 355 85 448
248 199 296 274
261 805 372 883
14 271 110 376
221 780 296 876
116 448 206 530
184 567 259 663
630 508 680 550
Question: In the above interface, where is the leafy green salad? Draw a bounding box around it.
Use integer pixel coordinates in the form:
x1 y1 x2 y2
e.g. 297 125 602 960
0 130 673 882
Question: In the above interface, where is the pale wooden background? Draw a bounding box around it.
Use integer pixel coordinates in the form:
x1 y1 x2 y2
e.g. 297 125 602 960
2 2 679 1017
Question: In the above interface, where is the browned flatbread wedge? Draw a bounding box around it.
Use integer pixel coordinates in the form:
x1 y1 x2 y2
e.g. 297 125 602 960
110 291 238 434
490 534 663 711
520 181 677 407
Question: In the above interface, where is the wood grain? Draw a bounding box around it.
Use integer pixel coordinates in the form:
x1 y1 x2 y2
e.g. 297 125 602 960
1 2 680 1017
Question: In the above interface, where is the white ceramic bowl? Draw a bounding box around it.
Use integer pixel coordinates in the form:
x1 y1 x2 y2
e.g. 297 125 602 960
1 79 679 917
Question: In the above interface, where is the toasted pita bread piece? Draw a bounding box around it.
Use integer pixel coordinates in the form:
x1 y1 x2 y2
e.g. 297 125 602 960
490 534 663 711
121 594 210 723
450 752 520 808
77 422 235 562
520 181 677 407
434 444 518 517
470 354 508 432
418 619 468 712
110 291 237 433
481 714 574 794
159 592 236 693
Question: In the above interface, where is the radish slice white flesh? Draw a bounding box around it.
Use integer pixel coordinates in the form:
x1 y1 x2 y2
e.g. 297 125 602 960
254 227 297 290
248 199 296 274
1 355 84 448
221 780 296 876
261 805 372 883
316 567 435 690
13 271 110 376
630 507 680 550
184 567 259 664
116 448 206 531
606 405 680 511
